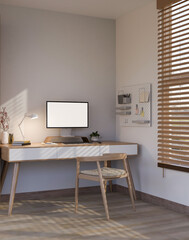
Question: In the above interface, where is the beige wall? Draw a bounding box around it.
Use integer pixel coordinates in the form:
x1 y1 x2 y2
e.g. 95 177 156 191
0 4 116 142
116 1 189 206
0 5 116 193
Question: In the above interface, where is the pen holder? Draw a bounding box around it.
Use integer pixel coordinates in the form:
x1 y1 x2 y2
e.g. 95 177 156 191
123 95 131 104
9 134 14 144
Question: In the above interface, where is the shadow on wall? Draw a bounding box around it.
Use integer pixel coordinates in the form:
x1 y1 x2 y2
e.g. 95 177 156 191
0 89 28 140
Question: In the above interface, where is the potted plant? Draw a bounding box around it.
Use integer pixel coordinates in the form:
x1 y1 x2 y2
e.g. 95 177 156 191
0 107 10 144
90 131 100 142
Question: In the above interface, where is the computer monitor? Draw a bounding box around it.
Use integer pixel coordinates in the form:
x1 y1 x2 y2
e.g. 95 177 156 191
46 101 89 129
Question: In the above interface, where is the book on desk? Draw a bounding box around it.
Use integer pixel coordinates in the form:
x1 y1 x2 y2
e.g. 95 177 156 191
12 141 31 146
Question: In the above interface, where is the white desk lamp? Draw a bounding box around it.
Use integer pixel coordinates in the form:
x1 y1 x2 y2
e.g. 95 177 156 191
18 113 38 140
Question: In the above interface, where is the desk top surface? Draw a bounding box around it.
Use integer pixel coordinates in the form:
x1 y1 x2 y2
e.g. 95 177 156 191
0 141 138 149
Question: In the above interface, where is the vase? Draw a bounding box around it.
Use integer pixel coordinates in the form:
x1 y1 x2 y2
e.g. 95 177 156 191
1 131 9 144
90 136 100 142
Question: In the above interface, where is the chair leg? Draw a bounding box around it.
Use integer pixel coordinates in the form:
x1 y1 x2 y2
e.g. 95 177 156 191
104 181 107 193
97 161 110 220
75 160 80 213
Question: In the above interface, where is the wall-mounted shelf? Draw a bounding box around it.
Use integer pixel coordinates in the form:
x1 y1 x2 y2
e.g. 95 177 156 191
116 111 131 116
132 120 151 124
116 106 131 110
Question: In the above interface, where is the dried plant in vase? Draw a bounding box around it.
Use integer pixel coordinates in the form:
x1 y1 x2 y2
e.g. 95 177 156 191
0 107 10 144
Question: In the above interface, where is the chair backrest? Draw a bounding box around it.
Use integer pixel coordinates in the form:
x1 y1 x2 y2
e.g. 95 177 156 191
76 153 127 162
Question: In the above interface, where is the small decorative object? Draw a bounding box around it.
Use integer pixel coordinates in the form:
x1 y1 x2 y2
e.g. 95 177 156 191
139 88 149 103
123 94 131 104
139 88 145 103
0 107 10 144
9 133 14 144
135 104 139 115
140 107 144 117
90 131 100 142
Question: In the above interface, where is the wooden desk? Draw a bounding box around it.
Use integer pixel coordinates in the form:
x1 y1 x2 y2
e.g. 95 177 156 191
0 141 138 215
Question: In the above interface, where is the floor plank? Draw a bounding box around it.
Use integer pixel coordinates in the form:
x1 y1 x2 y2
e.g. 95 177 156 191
0 192 188 240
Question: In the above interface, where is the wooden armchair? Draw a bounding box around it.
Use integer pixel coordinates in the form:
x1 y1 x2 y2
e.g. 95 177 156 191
75 153 135 220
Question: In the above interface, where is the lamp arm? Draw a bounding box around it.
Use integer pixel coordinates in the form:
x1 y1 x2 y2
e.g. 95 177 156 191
18 115 26 141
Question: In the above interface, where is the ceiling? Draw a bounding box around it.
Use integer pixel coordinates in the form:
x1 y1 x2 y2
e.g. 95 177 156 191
0 0 155 19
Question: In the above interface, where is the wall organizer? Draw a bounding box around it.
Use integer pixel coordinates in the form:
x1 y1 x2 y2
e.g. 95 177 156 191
116 83 152 127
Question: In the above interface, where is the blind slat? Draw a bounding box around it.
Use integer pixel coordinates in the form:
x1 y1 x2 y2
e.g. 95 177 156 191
158 143 189 150
158 121 189 125
158 28 189 41
158 139 189 145
158 91 189 97
158 117 189 121
158 112 189 116
158 61 189 70
158 18 189 33
158 6 189 22
158 87 189 94
158 29 189 45
158 130 189 135
158 51 189 62
158 148 189 155
158 22 189 37
158 79 189 85
158 71 189 79
158 102 189 106
157 96 189 102
158 134 189 140
158 157 189 166
158 153 189 161
158 66 189 75
158 126 189 130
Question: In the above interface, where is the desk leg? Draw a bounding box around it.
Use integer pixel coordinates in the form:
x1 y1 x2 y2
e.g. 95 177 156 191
0 161 9 197
126 158 137 200
8 162 20 216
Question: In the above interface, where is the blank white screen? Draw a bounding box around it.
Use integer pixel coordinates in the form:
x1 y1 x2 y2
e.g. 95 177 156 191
47 102 88 128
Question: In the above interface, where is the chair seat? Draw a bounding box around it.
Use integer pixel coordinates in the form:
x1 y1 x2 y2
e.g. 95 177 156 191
80 167 126 179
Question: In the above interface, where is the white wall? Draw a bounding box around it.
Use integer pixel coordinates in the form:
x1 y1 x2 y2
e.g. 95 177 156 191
116 1 189 206
0 5 116 193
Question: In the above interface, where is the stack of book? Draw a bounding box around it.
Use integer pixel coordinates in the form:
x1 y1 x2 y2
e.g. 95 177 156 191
12 141 31 146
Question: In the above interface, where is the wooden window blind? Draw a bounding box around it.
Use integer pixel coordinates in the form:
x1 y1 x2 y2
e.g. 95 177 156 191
158 0 189 172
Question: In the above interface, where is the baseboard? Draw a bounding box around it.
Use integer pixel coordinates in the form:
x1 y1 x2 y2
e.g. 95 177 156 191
0 186 101 202
114 184 189 215
1 184 188 215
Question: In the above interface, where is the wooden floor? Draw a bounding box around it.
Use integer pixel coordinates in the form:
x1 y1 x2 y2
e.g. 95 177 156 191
0 192 188 240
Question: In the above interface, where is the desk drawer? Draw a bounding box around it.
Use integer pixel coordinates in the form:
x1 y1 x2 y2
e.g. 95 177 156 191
109 145 138 155
57 147 75 159
9 148 58 162
100 145 110 154
75 146 100 157
58 146 100 159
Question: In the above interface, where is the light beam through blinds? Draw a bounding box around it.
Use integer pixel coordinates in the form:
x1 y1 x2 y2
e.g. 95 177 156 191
158 0 189 172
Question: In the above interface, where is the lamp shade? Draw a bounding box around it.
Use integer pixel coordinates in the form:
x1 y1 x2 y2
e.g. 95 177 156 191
25 113 38 119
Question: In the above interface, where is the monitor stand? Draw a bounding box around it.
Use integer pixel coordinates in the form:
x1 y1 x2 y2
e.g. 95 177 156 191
59 128 89 144
44 128 89 144
60 128 73 137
